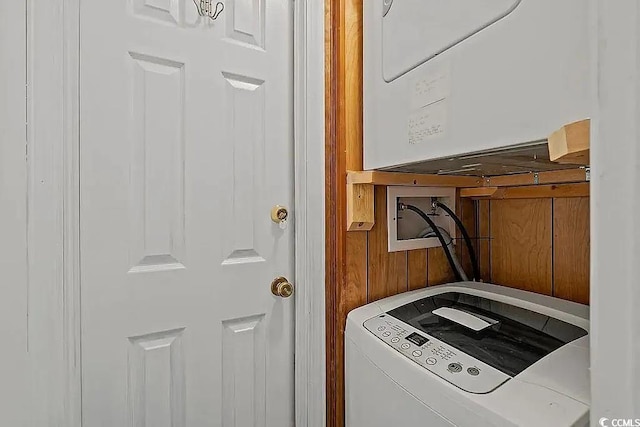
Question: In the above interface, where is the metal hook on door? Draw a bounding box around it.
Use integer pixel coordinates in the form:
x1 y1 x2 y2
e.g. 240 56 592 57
193 0 224 20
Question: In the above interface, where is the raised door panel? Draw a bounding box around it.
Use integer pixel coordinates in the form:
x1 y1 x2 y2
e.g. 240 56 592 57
132 0 183 24
128 329 186 427
222 314 267 427
220 72 267 266
128 53 186 273
225 0 265 48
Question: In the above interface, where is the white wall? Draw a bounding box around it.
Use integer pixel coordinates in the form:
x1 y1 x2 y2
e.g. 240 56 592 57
0 0 29 425
591 0 640 421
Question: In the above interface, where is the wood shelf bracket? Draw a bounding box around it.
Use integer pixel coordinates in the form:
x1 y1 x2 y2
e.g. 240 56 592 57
345 171 479 231
346 183 375 231
548 119 590 164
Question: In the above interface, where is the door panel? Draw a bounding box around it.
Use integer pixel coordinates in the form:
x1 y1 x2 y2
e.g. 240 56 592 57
128 328 186 427
80 1 294 425
225 0 265 48
221 314 266 426
128 52 186 273
220 72 267 265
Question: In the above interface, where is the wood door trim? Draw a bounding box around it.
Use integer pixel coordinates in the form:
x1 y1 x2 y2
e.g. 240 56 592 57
325 0 341 425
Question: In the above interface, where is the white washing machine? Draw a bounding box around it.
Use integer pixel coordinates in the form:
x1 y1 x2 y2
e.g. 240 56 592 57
345 282 590 426
364 0 591 170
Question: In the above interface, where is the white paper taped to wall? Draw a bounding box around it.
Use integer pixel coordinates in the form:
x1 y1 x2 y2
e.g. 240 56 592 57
408 66 450 144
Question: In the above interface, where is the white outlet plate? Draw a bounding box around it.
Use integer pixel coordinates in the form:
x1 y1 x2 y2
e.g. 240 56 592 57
386 186 456 252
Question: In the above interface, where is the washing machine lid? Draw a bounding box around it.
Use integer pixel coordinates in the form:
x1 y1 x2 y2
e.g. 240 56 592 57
382 0 521 81
386 292 587 376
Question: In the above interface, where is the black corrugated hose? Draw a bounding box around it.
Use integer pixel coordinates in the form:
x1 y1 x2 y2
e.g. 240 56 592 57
435 201 480 281
401 203 463 282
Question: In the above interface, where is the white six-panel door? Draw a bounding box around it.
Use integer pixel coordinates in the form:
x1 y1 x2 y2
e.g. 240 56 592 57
80 1 294 425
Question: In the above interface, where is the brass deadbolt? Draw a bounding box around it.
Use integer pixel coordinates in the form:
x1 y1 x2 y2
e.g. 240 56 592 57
271 277 294 298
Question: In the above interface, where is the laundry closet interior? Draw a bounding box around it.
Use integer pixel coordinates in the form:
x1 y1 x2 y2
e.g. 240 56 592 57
325 0 597 425
3 0 639 425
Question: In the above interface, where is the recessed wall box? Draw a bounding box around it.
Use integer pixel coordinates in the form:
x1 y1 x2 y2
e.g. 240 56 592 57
387 186 456 252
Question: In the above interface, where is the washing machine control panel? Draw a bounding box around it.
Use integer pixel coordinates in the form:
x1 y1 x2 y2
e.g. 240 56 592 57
364 314 510 393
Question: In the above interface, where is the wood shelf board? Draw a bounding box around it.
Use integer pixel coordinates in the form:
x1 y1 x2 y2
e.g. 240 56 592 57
348 168 588 189
460 182 590 199
483 168 588 187
346 169 589 231
347 170 481 187
459 187 499 198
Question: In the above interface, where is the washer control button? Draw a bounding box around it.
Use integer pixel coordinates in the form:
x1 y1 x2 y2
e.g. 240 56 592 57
390 337 400 343
467 367 480 376
400 343 411 350
382 331 391 337
412 350 422 357
448 363 463 373
377 326 386 331
426 357 437 365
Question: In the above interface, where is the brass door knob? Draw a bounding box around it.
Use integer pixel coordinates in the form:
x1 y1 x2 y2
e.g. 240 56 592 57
271 277 294 298
271 205 288 222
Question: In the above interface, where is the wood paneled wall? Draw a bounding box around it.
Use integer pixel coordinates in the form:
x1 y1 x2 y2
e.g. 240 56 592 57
350 194 591 305
479 197 590 304
325 1 591 425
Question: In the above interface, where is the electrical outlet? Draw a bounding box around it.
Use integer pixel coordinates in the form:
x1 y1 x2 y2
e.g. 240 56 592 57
386 186 456 252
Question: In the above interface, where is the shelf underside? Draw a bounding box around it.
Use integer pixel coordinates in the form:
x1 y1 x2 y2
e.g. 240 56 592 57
382 140 586 177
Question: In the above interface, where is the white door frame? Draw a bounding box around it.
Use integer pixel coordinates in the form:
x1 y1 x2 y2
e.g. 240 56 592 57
590 0 640 421
26 1 325 425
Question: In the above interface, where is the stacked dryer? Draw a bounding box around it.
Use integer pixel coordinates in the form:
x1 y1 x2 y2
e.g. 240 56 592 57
364 0 590 170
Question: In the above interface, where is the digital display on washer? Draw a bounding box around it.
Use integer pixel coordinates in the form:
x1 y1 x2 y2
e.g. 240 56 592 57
387 292 588 376
405 332 429 346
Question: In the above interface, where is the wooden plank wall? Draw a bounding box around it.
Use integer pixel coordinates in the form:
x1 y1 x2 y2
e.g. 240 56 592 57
325 1 591 425
479 197 590 304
